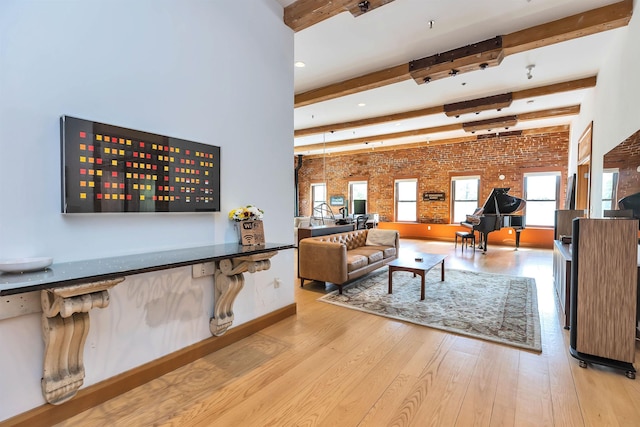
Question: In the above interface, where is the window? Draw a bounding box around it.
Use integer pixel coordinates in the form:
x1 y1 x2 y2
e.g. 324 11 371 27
310 183 326 215
349 181 367 214
451 176 479 223
395 179 417 222
524 172 560 226
602 169 619 212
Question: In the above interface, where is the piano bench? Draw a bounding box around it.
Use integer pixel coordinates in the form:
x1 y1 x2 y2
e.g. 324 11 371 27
455 231 475 252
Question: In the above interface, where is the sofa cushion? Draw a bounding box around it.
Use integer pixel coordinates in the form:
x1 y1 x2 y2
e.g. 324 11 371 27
364 246 396 258
365 229 397 247
350 247 383 264
346 253 368 272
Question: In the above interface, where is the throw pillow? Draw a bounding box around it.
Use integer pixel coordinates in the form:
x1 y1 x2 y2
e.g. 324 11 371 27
365 229 397 246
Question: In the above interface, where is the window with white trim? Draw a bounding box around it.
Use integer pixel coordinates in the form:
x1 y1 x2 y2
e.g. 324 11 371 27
602 169 619 212
349 181 368 215
310 183 326 215
524 172 560 226
451 176 480 223
395 179 417 222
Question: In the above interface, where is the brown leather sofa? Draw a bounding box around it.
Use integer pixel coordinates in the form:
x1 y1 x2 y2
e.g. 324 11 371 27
298 228 399 294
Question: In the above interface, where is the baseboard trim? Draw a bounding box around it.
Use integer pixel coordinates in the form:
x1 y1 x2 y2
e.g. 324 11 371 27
1 303 297 427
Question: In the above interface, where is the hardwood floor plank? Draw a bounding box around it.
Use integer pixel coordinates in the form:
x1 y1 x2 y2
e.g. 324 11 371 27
455 343 511 426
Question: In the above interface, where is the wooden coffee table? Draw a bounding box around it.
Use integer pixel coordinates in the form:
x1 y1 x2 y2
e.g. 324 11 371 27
388 253 446 300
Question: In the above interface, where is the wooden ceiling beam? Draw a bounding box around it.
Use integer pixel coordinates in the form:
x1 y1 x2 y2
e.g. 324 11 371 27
293 1 628 107
502 0 633 56
294 64 409 107
295 77 594 137
294 106 579 154
284 0 397 32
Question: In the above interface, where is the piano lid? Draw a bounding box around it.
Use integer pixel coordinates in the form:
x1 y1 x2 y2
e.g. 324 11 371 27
481 188 526 215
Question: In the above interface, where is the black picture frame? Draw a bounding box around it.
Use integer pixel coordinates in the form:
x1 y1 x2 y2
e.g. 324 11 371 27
61 116 221 213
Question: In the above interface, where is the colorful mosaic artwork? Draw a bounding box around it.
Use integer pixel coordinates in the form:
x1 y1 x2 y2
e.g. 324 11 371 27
61 116 220 213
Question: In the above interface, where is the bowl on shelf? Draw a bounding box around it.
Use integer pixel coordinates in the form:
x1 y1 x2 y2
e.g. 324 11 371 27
0 257 53 273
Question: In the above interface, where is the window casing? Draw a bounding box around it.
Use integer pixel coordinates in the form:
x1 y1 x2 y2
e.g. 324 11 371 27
451 176 480 223
349 181 368 214
395 179 417 222
602 169 619 213
310 183 326 215
524 172 560 227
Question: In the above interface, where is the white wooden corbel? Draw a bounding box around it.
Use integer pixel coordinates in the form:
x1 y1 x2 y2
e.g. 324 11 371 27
209 251 277 336
40 278 124 405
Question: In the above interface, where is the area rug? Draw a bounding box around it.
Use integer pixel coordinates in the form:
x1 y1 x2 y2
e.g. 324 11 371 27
318 267 541 352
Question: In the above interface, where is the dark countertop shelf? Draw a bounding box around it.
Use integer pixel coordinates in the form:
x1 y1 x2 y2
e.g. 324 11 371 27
0 242 294 296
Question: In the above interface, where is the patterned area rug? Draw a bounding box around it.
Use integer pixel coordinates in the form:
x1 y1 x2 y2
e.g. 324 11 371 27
318 267 541 352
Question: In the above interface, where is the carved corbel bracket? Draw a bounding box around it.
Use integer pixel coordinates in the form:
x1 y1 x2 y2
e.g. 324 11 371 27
210 251 277 336
40 278 125 405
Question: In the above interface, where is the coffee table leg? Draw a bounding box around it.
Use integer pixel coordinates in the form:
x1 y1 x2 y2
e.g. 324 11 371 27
388 268 393 294
420 272 425 300
441 260 445 281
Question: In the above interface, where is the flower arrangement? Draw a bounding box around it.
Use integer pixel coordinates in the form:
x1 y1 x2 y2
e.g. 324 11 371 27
228 205 264 222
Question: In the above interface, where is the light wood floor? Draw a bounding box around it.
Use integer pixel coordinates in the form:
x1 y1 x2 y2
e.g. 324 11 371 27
56 239 640 426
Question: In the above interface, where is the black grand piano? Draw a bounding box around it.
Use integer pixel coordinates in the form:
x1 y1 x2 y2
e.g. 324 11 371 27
461 188 526 252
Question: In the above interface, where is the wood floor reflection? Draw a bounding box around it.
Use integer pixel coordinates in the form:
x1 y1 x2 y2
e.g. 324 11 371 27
56 239 640 427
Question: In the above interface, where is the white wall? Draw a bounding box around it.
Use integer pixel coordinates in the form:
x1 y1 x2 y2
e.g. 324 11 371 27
571 0 640 216
0 0 294 421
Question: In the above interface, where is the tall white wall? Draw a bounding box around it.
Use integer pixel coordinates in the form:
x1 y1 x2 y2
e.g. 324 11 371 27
571 0 640 215
0 0 294 421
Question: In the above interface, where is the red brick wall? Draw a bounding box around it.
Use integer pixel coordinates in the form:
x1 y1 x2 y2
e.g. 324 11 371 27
296 131 569 224
603 129 640 203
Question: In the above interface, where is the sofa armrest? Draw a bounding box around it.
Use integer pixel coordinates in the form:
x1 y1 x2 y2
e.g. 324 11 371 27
299 239 348 284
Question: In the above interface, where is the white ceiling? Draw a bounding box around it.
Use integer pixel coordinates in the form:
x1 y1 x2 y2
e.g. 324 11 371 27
278 0 626 155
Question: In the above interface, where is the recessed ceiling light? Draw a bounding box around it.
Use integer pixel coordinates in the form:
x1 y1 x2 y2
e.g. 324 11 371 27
294 61 306 68
358 103 366 107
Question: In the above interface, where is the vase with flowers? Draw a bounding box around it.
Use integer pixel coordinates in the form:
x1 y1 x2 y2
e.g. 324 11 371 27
229 205 265 245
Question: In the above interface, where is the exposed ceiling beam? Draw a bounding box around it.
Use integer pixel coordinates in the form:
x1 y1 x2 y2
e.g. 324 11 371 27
502 0 633 55
284 0 397 33
294 64 409 108
293 0 630 107
299 125 570 158
294 76 595 137
294 105 579 154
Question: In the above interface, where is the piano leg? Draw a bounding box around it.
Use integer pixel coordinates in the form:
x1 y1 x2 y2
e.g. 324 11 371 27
514 229 522 250
478 232 489 253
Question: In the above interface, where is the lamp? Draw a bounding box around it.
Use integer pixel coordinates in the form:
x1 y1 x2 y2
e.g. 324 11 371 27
444 93 513 117
462 115 518 133
409 36 504 84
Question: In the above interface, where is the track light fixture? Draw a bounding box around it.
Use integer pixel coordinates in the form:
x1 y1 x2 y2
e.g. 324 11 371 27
358 1 370 13
526 64 535 80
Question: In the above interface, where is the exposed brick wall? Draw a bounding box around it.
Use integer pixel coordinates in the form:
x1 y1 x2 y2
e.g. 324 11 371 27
296 131 569 224
603 129 640 203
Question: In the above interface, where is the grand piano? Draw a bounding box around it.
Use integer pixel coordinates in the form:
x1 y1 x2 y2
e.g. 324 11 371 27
461 188 526 252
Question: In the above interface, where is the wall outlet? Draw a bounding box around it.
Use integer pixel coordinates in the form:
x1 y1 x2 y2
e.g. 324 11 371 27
274 278 282 288
427 225 431 230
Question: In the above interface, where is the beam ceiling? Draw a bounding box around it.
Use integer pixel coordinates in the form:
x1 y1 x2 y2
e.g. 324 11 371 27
294 106 580 154
294 76 595 137
299 125 570 159
293 0 631 108
284 0 397 32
